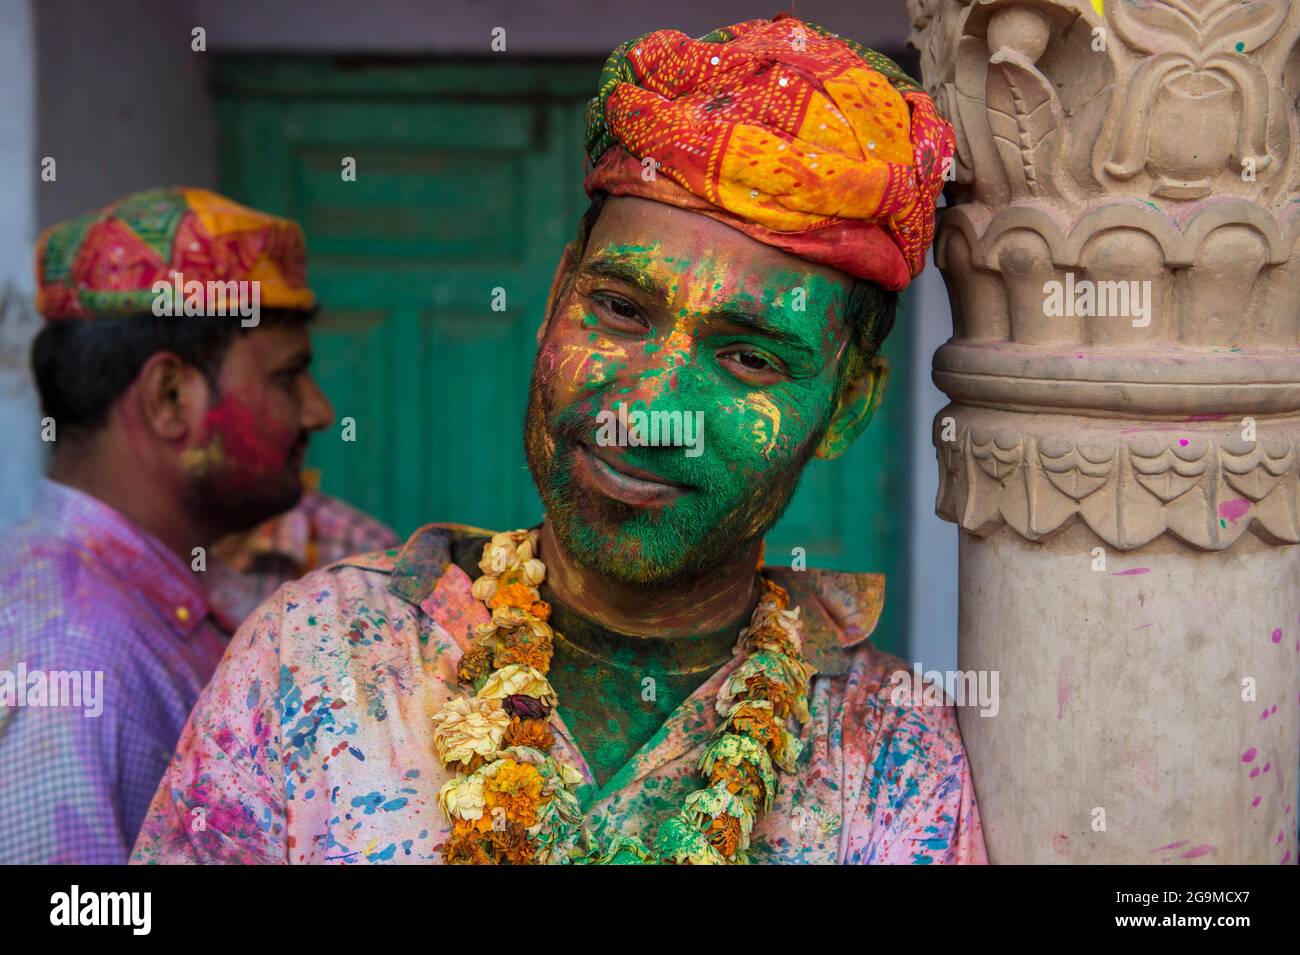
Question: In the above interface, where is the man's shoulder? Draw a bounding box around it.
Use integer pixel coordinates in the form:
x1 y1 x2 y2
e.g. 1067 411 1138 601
317 521 495 578
258 521 496 627
0 525 146 663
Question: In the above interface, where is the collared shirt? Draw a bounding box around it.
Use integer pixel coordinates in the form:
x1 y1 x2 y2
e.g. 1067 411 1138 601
0 479 229 863
203 490 399 626
132 523 986 864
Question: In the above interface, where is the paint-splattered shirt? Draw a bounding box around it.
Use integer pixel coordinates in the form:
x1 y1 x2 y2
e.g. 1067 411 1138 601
0 479 230 863
131 523 986 864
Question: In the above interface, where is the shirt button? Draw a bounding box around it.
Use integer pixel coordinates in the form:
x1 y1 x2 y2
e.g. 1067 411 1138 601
176 606 191 622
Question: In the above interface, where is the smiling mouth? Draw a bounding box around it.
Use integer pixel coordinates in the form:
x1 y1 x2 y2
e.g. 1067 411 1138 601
572 443 689 507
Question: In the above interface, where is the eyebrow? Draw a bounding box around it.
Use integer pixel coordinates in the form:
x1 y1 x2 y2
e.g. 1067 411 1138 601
581 254 664 300
706 307 819 360
581 251 822 362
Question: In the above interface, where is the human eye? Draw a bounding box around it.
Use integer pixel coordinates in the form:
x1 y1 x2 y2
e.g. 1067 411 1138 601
716 345 789 385
591 293 649 335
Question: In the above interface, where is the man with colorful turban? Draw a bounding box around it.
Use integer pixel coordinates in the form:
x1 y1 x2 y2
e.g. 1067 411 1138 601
133 16 985 865
0 187 393 863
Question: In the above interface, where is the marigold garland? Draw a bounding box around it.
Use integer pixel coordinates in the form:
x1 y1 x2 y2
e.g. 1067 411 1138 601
431 528 815 864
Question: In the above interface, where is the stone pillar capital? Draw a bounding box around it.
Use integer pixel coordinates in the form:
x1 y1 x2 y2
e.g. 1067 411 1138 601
911 0 1300 551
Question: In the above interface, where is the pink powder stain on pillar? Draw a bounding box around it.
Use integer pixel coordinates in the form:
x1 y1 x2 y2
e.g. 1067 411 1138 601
1217 498 1251 525
1242 747 1258 763
1056 656 1073 720
1182 845 1215 859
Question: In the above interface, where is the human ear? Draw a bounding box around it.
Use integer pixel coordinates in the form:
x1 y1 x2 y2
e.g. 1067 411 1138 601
135 352 211 445
814 353 889 461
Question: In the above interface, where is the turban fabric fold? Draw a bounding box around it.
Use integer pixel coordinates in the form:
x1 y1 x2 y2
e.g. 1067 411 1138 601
36 187 314 320
584 14 954 291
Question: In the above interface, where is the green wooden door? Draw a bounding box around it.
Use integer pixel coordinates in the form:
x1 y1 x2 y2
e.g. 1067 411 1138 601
214 57 912 653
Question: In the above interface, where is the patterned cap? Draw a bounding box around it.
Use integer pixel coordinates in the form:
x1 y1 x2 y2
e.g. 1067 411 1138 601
35 187 315 320
584 14 955 291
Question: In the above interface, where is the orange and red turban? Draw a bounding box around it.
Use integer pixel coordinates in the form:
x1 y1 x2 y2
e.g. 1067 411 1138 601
36 187 314 320
585 14 954 291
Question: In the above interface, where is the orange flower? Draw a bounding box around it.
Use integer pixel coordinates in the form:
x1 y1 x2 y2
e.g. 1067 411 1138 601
493 630 554 673
728 701 783 755
442 819 495 864
504 716 555 751
759 577 790 609
704 813 744 857
456 646 494 686
487 821 537 864
708 760 767 804
488 581 540 613
742 674 795 719
483 759 545 827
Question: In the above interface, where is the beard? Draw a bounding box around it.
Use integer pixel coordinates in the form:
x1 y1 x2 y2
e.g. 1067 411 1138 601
182 437 306 536
523 372 821 589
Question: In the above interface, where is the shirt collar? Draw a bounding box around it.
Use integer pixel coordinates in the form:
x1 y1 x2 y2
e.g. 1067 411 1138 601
378 523 885 676
763 566 886 676
35 478 216 638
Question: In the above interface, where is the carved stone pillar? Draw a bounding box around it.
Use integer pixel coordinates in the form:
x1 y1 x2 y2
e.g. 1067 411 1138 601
908 0 1300 863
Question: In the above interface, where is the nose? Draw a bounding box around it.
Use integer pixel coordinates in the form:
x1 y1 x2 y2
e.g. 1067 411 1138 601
299 374 335 433
603 328 704 414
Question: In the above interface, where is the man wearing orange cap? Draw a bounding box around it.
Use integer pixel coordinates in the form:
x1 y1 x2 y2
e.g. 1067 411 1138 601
134 17 985 865
0 188 393 863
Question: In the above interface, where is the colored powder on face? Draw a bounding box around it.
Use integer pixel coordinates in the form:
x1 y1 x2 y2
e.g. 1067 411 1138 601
201 393 298 484
529 235 856 583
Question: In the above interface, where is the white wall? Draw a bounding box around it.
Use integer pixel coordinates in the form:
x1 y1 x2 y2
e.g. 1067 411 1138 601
190 0 913 53
907 254 959 673
0 0 41 528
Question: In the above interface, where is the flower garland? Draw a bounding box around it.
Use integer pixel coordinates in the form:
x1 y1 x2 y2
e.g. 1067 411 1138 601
432 529 815 864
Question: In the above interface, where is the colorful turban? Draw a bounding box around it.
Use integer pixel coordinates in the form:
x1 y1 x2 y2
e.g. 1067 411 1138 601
584 14 955 291
36 187 314 320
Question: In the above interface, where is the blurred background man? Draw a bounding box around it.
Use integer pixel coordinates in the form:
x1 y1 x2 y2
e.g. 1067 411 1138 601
0 187 392 862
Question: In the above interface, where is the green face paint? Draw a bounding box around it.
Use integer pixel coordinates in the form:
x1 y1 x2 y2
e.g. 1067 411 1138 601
525 198 862 585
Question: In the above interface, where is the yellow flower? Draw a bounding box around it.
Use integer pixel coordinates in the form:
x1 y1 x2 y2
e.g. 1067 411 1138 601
479 530 534 576
438 774 487 824
470 575 499 602
478 664 558 708
430 696 510 768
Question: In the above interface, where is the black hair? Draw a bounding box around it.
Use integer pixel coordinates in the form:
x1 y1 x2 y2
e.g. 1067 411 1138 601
31 310 311 445
570 192 897 372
